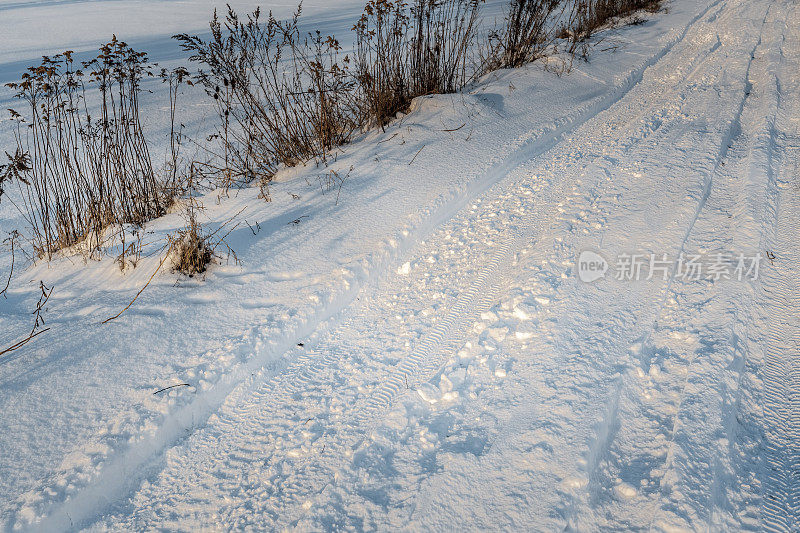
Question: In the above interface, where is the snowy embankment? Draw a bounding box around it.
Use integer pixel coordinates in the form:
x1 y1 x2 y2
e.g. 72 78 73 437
2 0 799 530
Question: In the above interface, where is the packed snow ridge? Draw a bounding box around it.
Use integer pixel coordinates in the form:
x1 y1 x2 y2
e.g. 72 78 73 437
1 0 799 530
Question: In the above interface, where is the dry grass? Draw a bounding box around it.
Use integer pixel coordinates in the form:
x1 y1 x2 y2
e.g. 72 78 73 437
2 40 185 259
565 0 663 55
354 0 483 127
167 169 213 276
174 6 360 195
169 212 213 276
484 0 567 71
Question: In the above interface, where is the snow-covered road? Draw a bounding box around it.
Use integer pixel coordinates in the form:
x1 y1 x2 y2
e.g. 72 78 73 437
1 0 798 530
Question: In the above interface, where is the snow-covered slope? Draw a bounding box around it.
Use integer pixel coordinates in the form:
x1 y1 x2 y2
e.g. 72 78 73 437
1 0 799 530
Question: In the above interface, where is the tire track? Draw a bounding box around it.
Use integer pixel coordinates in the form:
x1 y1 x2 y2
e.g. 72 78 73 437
248 0 748 524
754 3 800 525
32 1 731 530
757 157 800 533
401 3 767 516
356 0 730 428
641 5 787 529
495 0 783 528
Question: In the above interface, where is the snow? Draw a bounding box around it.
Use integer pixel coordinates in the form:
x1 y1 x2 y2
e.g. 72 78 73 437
0 0 361 65
1 0 800 530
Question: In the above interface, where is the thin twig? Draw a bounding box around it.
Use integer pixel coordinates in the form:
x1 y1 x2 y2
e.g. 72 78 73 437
441 122 466 132
1 237 15 298
153 383 192 395
0 327 50 358
409 145 425 165
377 133 399 145
245 219 261 235
288 215 310 225
206 207 247 240
102 247 170 324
